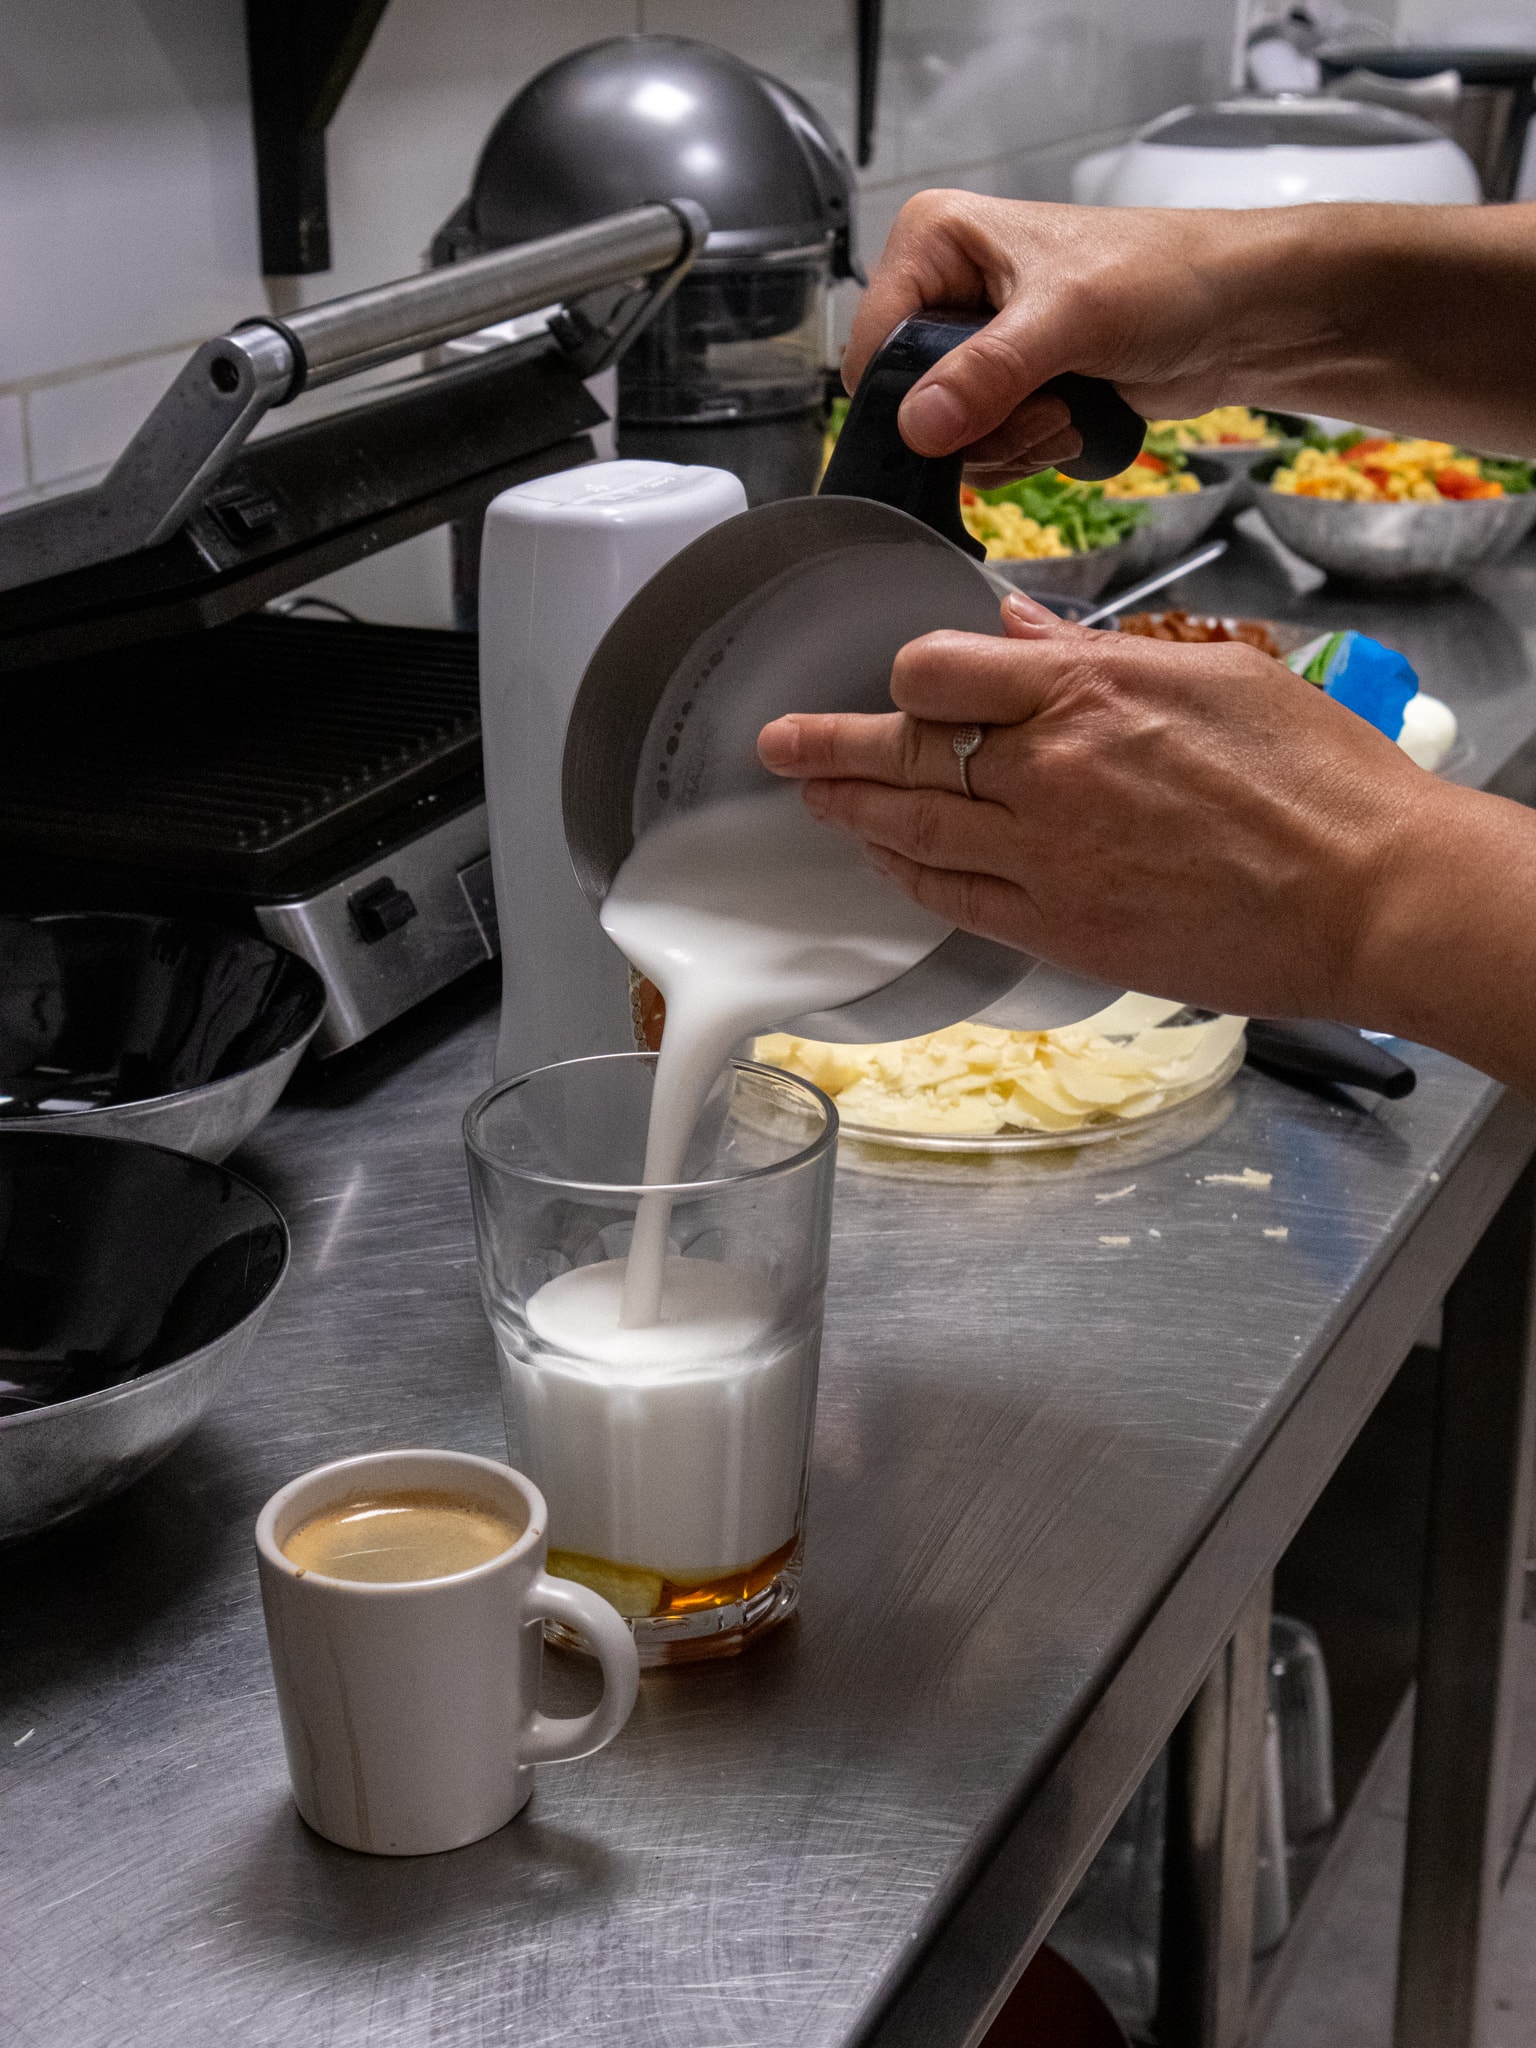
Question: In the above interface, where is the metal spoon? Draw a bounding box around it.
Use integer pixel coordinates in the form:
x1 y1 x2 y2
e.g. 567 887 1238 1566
977 535 1228 624
1078 536 1229 627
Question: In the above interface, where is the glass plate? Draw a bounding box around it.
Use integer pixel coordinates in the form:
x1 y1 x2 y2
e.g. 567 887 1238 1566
835 1033 1247 1157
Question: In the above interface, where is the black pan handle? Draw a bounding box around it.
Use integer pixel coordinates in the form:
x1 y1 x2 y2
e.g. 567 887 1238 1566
1245 1018 1417 1099
819 310 1146 559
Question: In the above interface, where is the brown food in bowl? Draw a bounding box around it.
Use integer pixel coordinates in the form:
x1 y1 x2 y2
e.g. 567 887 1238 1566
1119 609 1280 657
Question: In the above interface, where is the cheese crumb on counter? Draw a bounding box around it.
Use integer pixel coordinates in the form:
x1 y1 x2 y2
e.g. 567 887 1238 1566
1203 1167 1274 1190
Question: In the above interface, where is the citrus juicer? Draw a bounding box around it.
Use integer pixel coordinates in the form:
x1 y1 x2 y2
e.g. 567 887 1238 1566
561 311 1148 1042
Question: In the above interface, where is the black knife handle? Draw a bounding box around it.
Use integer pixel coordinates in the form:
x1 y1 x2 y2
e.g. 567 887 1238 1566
819 311 1146 559
1245 1018 1417 1099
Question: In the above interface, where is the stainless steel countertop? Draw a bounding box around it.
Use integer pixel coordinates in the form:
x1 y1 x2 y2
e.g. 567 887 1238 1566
7 534 1536 2048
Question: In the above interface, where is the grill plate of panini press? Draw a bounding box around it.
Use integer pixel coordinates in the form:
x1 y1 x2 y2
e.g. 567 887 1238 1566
0 612 499 1053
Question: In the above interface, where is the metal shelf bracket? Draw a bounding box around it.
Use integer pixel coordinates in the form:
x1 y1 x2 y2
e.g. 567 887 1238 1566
243 0 393 275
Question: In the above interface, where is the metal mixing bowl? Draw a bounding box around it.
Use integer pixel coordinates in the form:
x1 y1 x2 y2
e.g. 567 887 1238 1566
1253 472 1536 587
990 536 1130 602
1109 452 1237 578
994 454 1236 601
1174 412 1306 504
0 1132 288 1541
0 913 325 1160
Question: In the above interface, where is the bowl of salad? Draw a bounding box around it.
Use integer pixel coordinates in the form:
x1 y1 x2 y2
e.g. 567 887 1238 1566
967 448 1235 597
960 471 1148 599
1103 449 1238 577
1147 406 1307 500
821 399 1234 600
1253 432 1536 586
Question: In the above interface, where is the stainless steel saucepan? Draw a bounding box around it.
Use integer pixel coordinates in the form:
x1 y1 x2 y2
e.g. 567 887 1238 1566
562 312 1145 1041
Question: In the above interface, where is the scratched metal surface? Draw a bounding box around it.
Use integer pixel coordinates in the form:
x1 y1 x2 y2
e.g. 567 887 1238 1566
6 546 1536 2047
0 985 1510 2048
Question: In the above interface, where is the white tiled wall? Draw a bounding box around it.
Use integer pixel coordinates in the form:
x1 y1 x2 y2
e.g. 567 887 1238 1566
26 352 183 495
2 0 1257 609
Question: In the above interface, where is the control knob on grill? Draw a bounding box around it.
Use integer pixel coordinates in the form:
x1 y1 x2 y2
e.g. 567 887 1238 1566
350 877 418 942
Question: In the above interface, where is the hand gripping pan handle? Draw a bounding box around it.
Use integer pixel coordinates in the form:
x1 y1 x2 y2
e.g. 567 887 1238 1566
818 311 1146 555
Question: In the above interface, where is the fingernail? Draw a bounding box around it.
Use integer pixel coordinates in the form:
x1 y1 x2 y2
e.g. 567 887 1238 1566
865 843 895 875
1002 590 1061 636
802 782 831 817
757 717 800 770
899 381 968 453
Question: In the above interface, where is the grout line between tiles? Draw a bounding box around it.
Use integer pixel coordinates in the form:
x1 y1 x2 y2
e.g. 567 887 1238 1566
0 337 206 404
18 389 35 491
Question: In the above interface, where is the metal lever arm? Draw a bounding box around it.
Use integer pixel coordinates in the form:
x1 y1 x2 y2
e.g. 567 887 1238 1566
0 327 296 596
0 202 706 596
273 200 705 388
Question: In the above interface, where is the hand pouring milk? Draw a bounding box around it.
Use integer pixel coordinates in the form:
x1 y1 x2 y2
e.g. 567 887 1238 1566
513 324 1141 1601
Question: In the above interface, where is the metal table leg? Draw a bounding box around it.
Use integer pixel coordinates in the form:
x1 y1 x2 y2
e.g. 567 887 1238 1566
1158 1578 1273 2048
1394 1160 1536 2048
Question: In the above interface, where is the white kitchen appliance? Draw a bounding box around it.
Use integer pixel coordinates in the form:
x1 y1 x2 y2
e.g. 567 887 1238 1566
479 460 746 1082
1072 95 1481 209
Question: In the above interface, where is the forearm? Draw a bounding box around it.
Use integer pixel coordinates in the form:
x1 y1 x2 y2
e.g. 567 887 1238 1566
1208 203 1536 454
1348 781 1536 1092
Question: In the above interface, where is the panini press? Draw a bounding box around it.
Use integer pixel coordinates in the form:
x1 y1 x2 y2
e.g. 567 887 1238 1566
0 201 706 1053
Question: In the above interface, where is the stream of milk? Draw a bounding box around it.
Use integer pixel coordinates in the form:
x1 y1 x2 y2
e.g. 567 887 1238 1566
599 784 950 1323
515 784 951 1583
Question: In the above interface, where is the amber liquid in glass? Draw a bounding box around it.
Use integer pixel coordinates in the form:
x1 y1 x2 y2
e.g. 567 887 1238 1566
547 1534 799 1622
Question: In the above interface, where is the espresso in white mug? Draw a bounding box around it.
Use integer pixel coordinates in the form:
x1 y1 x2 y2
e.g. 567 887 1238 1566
282 1487 516 1582
255 1449 639 1856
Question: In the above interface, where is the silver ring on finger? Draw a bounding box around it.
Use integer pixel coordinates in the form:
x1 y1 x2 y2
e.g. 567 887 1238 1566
952 724 985 799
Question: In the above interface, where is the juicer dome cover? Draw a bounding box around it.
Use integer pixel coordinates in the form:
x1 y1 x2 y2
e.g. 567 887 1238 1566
438 35 861 278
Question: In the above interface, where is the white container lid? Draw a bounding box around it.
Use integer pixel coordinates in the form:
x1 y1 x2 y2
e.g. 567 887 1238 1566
1092 95 1482 208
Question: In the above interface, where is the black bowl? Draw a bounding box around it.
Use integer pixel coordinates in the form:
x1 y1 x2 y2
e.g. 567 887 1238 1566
0 913 325 1159
0 1132 288 1538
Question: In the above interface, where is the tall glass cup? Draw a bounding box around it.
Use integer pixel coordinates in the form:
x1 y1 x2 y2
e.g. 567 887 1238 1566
464 1054 836 1665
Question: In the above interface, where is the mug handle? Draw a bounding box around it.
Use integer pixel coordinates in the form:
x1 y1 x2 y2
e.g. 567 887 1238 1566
520 1569 641 1765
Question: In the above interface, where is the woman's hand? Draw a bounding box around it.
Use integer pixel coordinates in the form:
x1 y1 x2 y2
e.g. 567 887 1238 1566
758 596 1536 1086
847 194 1276 485
845 193 1536 482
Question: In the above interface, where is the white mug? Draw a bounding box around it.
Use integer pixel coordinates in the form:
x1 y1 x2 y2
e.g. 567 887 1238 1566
255 1448 639 1856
